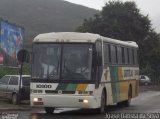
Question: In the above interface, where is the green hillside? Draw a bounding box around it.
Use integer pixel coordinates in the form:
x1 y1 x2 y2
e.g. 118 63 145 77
0 0 98 48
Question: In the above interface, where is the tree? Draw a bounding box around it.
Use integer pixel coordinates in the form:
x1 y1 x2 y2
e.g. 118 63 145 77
76 1 160 76
76 1 152 43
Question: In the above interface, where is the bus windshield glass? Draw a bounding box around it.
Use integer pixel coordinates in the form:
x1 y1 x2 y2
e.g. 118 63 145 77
32 43 93 81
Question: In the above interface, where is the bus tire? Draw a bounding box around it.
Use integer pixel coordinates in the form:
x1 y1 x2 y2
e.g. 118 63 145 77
44 107 55 114
124 86 132 107
98 90 106 114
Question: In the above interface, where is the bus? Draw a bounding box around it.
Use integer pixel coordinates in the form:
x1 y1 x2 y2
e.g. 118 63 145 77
30 32 139 114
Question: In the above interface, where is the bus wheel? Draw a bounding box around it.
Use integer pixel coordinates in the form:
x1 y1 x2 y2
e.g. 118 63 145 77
98 90 106 114
44 107 55 114
124 87 132 107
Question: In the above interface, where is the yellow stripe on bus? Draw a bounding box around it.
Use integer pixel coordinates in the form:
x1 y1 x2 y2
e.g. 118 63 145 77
76 84 88 91
118 67 128 101
118 67 123 81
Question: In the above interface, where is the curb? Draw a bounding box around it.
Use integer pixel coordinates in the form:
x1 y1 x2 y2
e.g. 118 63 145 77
0 99 32 112
0 107 32 112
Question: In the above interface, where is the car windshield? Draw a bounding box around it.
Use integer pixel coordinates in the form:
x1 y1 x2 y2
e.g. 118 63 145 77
32 43 93 81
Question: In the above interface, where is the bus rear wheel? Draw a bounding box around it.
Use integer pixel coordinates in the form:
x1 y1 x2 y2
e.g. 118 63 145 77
124 86 132 107
44 107 55 114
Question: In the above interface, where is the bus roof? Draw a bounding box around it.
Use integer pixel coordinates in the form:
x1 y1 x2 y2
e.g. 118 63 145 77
33 32 138 48
34 32 100 42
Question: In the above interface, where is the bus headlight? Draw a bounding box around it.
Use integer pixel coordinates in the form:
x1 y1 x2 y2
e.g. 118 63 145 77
33 97 42 102
83 99 89 104
33 98 38 102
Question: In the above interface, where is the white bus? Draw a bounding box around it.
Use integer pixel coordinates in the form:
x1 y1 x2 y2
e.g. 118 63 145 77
30 32 139 114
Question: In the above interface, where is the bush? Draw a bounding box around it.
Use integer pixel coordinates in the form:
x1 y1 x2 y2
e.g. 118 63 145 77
0 63 31 78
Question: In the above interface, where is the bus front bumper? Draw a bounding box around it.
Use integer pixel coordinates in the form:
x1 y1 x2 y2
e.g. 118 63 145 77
30 94 100 109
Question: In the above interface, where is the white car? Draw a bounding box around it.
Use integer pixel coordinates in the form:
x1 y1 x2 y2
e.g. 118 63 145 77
0 75 30 104
139 75 151 86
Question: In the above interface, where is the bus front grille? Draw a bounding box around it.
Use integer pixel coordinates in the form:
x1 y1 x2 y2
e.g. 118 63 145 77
45 90 75 94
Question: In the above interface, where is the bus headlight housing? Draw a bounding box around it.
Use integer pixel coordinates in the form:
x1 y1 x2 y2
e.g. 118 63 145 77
79 99 89 104
33 97 42 102
83 99 89 104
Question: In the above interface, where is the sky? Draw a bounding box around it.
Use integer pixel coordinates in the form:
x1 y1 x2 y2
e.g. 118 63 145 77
64 0 160 32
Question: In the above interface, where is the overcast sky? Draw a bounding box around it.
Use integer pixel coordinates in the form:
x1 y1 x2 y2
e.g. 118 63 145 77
64 0 160 32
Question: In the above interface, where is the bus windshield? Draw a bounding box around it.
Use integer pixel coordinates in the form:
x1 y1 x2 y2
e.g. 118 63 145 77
32 43 93 81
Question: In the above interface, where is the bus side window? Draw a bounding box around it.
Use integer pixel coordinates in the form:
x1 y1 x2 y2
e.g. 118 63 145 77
103 44 110 67
132 49 135 65
117 46 122 64
129 49 133 64
126 48 130 64
122 47 125 64
115 46 118 64
108 44 111 64
103 44 107 65
125 48 129 64
134 49 138 65
110 45 116 64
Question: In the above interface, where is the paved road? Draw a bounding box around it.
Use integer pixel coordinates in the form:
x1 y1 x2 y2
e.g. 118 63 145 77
1 91 160 119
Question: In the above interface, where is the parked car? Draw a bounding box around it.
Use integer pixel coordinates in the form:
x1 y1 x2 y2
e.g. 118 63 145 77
139 75 151 86
0 75 30 104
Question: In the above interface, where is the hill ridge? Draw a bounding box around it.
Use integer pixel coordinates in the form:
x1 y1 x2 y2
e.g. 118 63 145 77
0 0 98 47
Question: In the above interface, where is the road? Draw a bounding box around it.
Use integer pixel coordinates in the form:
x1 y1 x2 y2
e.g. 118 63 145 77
1 91 160 119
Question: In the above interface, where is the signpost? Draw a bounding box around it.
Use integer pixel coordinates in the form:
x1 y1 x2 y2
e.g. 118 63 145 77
17 49 30 103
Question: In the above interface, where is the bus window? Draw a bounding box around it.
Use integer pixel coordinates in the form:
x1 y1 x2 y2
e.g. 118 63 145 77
62 44 93 80
125 48 129 64
115 46 118 64
117 46 122 64
32 44 61 79
132 49 135 65
134 49 138 65
108 44 111 63
129 49 133 64
103 44 110 66
122 47 125 64
110 45 116 64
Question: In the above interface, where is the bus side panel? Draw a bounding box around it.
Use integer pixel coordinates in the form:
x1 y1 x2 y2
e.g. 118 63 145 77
119 67 139 101
103 66 139 105
129 67 139 98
